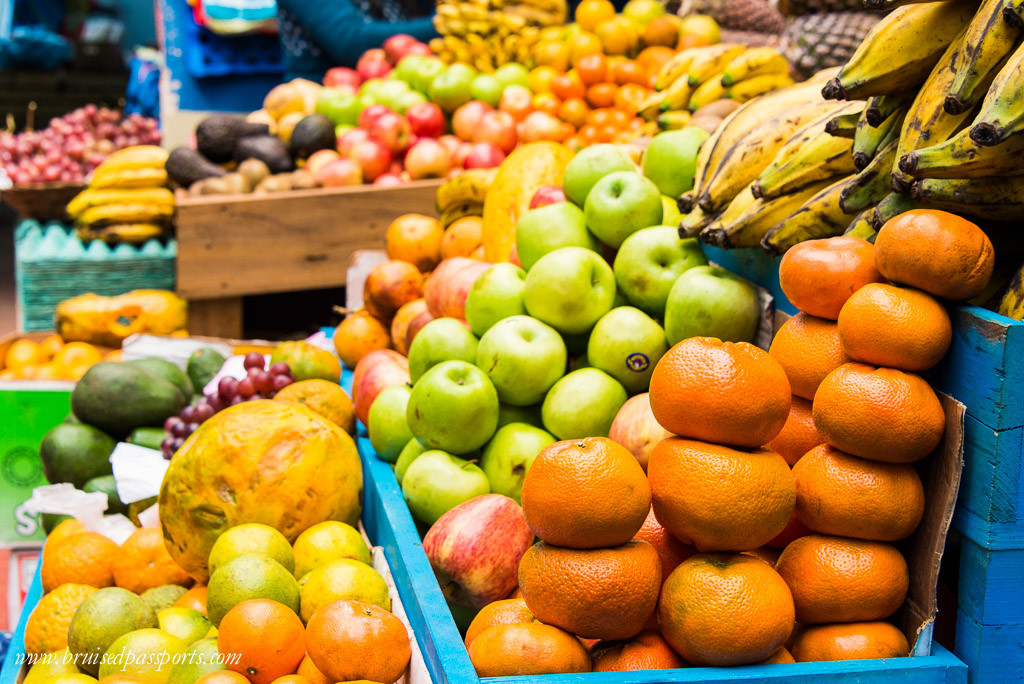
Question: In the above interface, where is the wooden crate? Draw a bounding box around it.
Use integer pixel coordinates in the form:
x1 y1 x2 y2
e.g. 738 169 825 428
954 611 1024 684
173 181 443 338
0 184 84 222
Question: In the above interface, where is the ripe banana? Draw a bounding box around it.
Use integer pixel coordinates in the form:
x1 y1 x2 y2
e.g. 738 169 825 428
638 93 665 121
721 48 788 87
820 0 977 101
863 0 937 9
688 44 746 87
969 41 1024 145
910 177 1024 220
76 223 167 245
844 212 879 241
825 111 860 139
699 183 758 240
89 167 169 189
655 48 702 91
702 179 832 249
870 192 926 229
67 187 174 219
761 175 859 255
659 75 694 112
679 205 718 238
78 203 175 227
435 168 496 212
901 126 1024 178
997 261 1024 320
853 108 904 171
945 0 1022 116
657 111 692 131
1004 0 1024 26
865 93 912 127
726 74 795 103
439 201 485 229
689 74 728 112
96 145 169 170
840 137 901 215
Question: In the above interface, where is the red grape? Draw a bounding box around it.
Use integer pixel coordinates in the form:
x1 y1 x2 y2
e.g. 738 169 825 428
253 370 274 394
269 362 290 376
272 374 293 392
171 421 189 438
243 352 266 371
238 377 256 398
218 376 239 399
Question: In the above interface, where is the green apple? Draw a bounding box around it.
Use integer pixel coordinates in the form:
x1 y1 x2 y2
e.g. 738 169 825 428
464 263 527 337
367 385 414 463
407 360 499 454
523 247 616 334
662 195 682 227
375 80 411 111
562 144 635 207
402 450 491 524
475 315 567 406
541 368 628 440
394 89 427 114
394 56 425 84
430 64 476 113
471 74 504 107
584 171 663 248
497 403 544 429
664 265 761 345
315 89 365 127
587 307 668 393
408 317 479 384
360 78 386 98
613 226 708 317
494 63 530 90
480 423 556 503
410 57 446 95
394 438 428 484
642 128 710 200
516 202 601 271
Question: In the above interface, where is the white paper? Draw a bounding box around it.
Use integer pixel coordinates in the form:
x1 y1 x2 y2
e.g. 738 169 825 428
122 335 233 370
22 484 108 533
137 504 161 529
94 514 139 545
110 442 169 504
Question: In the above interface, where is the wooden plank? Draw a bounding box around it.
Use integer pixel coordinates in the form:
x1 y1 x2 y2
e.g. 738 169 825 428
186 297 243 339
175 181 442 299
958 538 1024 626
955 415 1023 533
954 611 1024 684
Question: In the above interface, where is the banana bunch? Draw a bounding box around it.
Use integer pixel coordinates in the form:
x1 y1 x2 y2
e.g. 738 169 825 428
997 261 1024 320
436 167 499 228
430 0 559 71
645 45 794 122
68 145 174 245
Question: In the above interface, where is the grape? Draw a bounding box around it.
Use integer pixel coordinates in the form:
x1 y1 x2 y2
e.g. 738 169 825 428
164 416 181 432
206 394 226 412
172 437 185 450
161 437 176 459
230 395 243 405
181 405 197 423
238 377 256 398
252 370 274 394
171 421 188 438
269 362 290 376
218 376 239 400
187 422 200 433
193 402 215 422
243 352 266 371
272 374 293 392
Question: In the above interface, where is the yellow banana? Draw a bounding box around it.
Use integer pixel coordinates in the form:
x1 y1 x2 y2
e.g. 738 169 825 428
654 48 703 91
761 175 859 255
76 223 167 245
901 125 1024 178
680 205 718 237
702 179 832 249
687 44 747 87
996 261 1024 320
969 41 1024 145
1005 0 1024 25
721 48 788 86
435 168 497 212
909 177 1024 221
67 187 174 219
839 137 900 215
688 74 728 112
78 203 175 227
945 0 1022 115
657 111 692 130
89 167 169 189
95 145 168 171
659 76 694 112
638 93 665 121
725 74 794 103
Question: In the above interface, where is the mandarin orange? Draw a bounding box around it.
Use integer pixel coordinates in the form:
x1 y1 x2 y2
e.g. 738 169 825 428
769 313 851 401
768 396 827 466
790 622 910 662
779 237 883 319
468 623 591 676
591 630 686 671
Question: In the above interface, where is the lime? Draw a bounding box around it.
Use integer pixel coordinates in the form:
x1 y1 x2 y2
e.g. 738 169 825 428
299 558 390 622
98 628 187 683
157 608 212 646
166 637 224 684
68 588 158 675
141 586 189 614
23 648 80 684
40 675 96 684
292 521 371 579
208 524 295 577
205 554 300 627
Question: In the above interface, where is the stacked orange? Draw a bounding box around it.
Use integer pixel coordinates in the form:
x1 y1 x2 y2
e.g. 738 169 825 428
1 335 105 381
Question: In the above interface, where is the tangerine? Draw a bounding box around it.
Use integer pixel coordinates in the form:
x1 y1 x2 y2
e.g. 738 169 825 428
769 313 851 401
385 214 444 272
304 600 411 684
112 527 192 594
633 507 694 583
468 623 591 676
574 0 616 31
218 599 305 684
551 71 586 101
441 216 484 260
790 622 910 662
464 598 534 648
42 533 118 592
591 630 686 671
768 396 827 466
779 237 884 319
575 53 608 86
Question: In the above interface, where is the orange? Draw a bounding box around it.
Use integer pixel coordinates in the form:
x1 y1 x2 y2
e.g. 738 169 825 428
597 17 640 56
744 546 781 566
614 83 650 112
558 98 590 128
760 647 796 664
38 334 64 361
46 518 86 548
875 209 994 301
528 66 559 94
520 437 651 549
385 214 444 273
569 32 604 66
196 672 250 684
791 622 910 661
658 553 795 666
586 84 618 109
390 299 428 356
218 599 305 684
575 0 616 32
591 630 686 671
648 438 795 552
41 532 118 592
441 216 484 260
769 313 851 401
534 41 571 71
812 363 945 463
793 445 925 541
533 92 563 116
34 363 66 381
53 342 102 377
649 337 792 448
176 585 208 614
305 599 410 684
779 236 884 320
575 53 608 86
464 598 534 648
612 61 649 87
273 379 356 434
518 541 661 640
837 283 952 372
766 511 811 549
641 20 680 49
5 339 41 370
776 534 909 624
270 677 308 684
294 655 330 684
25 583 96 654
112 527 192 594
551 71 586 101
564 135 586 152
634 507 694 583
104 349 123 362
768 396 826 466
468 623 591 676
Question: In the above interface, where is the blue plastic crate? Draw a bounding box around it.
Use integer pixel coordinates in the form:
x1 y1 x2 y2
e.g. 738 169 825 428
174 0 282 78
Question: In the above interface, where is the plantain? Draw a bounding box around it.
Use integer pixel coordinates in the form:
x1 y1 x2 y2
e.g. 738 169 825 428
1004 0 1024 25
863 0 940 9
844 211 879 241
702 179 833 249
721 48 789 86
853 108 905 170
946 0 1023 116
865 93 913 127
840 137 901 214
870 192 926 229
679 205 718 238
761 175 860 255
825 111 861 139
969 41 1024 145
996 260 1024 320
76 223 167 245
901 125 1024 178
909 176 1024 220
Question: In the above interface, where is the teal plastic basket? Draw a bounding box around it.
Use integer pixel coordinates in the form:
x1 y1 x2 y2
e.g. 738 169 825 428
14 220 177 332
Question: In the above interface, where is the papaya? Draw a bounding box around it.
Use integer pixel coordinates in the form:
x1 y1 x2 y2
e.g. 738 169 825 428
159 400 362 582
128 427 167 451
83 475 129 516
39 423 116 488
128 358 193 400
56 289 187 347
187 348 226 392
71 362 188 437
269 341 341 382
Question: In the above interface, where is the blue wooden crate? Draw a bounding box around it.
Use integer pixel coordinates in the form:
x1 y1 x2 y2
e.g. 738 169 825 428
954 611 1024 684
957 537 1024 626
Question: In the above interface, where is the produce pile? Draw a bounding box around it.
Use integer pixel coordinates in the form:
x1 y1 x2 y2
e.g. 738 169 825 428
1 336 108 382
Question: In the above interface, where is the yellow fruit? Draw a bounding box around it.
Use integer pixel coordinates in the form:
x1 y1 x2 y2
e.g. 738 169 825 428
24 649 81 684
292 521 372 579
299 559 390 622
26 584 98 655
98 629 187 683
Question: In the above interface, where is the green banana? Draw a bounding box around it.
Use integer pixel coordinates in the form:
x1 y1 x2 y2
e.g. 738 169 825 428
865 93 913 127
840 137 901 215
901 125 1024 178
820 0 977 101
870 192 927 229
996 261 1024 320
969 41 1024 145
844 212 879 241
761 175 860 255
910 177 1024 220
825 111 861 139
702 179 833 249
945 0 1022 116
853 108 904 171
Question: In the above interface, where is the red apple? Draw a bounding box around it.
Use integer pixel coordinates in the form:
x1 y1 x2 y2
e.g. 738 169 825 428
452 101 493 141
438 134 461 158
359 104 394 131
453 142 473 168
374 173 404 186
529 185 567 209
608 393 673 472
474 111 517 153
323 66 361 89
404 138 451 180
338 127 370 156
509 244 521 267
384 34 418 63
364 259 424 320
463 141 506 169
369 111 413 154
424 257 492 319
520 111 571 143
403 42 433 58
406 102 446 139
352 349 410 426
314 157 363 187
357 49 391 81
422 494 534 608
404 308 437 350
306 149 340 176
350 138 393 181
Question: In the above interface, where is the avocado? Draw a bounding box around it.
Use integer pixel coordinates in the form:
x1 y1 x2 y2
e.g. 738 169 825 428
41 513 72 534
71 362 189 437
187 348 226 393
128 427 167 451
289 114 337 159
39 423 116 488
196 115 270 163
62 412 82 425
165 147 227 188
234 135 293 174
83 474 129 516
128 358 193 401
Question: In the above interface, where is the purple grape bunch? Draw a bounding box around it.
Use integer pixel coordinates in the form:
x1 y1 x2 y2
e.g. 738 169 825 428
161 353 295 458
